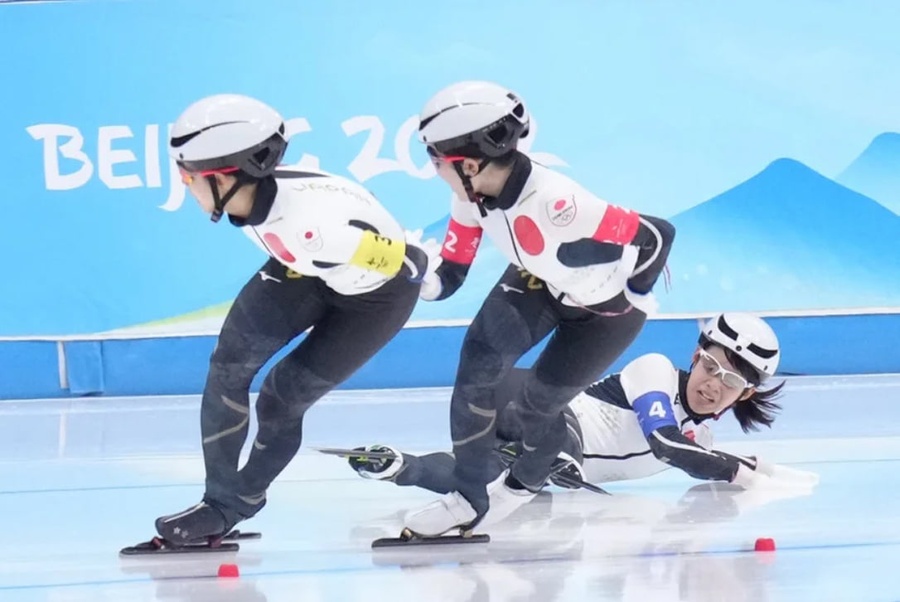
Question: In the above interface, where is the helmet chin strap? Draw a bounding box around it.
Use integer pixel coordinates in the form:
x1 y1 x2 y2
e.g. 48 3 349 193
206 175 249 223
452 161 488 218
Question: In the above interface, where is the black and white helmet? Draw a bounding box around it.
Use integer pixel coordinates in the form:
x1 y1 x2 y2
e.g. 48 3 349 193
701 313 781 382
418 81 530 159
169 93 287 178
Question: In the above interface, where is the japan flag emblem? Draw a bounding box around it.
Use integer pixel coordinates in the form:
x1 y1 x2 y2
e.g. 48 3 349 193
300 228 323 252
547 196 577 227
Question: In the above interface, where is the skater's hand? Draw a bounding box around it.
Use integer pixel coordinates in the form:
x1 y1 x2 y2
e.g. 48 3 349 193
752 457 820 487
405 229 444 300
623 284 659 316
728 463 818 512
402 243 429 283
732 463 817 493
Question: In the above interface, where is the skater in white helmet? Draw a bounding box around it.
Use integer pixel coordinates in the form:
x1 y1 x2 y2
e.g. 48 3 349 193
395 80 676 538
349 313 817 496
145 94 430 551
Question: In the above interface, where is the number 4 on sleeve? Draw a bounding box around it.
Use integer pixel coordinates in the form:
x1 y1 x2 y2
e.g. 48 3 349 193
632 391 678 437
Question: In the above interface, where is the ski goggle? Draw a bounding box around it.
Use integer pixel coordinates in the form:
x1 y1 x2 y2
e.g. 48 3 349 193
177 165 240 185
697 349 751 390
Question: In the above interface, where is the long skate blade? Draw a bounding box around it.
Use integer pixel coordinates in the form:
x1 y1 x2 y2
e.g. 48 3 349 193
119 537 241 557
550 471 610 495
223 530 262 541
493 448 610 495
372 533 490 549
313 447 397 460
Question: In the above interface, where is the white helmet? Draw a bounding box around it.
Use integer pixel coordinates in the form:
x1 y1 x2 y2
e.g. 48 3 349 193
418 80 530 158
169 93 287 178
700 313 780 382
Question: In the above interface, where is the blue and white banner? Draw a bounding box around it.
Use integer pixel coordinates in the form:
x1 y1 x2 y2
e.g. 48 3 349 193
3 0 900 338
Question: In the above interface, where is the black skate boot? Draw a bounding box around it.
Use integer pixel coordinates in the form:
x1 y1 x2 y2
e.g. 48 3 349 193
495 442 608 495
548 452 588 490
120 497 263 556
154 497 242 546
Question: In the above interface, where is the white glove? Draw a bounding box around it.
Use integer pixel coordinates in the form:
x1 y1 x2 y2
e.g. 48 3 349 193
752 457 820 487
623 286 659 316
722 454 820 512
405 229 444 301
730 463 817 510
419 270 443 301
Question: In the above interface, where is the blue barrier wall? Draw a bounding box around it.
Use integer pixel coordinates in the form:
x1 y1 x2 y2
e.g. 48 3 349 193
3 313 898 400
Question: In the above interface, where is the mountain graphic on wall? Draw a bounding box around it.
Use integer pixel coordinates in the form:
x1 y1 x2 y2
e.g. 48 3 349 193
663 158 900 312
835 132 900 215
408 157 900 319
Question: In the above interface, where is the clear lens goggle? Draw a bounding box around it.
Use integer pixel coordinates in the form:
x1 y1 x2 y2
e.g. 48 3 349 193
698 348 750 390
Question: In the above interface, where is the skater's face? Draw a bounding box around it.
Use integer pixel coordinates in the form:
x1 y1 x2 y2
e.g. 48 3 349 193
179 168 239 215
428 147 481 198
685 345 754 416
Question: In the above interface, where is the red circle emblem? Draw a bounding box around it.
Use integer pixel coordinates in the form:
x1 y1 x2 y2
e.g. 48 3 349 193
513 216 544 256
263 232 297 263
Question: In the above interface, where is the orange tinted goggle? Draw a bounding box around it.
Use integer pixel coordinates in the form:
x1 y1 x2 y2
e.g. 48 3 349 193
178 165 240 185
426 146 467 165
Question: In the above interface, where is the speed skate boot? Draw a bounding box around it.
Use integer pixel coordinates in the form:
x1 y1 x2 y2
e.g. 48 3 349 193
155 496 260 546
348 445 405 481
548 451 588 490
479 470 538 528
403 489 480 538
404 469 536 536
499 443 587 489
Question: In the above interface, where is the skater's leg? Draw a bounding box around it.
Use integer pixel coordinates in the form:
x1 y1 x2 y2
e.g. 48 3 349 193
353 369 527 495
238 275 420 501
561 406 585 464
157 261 327 544
510 302 646 490
201 260 327 511
493 368 530 443
391 452 456 493
449 267 558 517
494 370 583 460
390 452 507 495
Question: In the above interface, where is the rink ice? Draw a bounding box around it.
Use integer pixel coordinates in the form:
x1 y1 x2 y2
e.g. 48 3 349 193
0 374 897 601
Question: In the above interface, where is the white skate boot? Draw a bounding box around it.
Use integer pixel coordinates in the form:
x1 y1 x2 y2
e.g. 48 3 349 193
479 470 538 528
403 470 537 537
403 490 479 538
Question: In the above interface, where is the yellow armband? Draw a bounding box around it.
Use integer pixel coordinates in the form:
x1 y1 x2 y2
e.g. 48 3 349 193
348 230 406 276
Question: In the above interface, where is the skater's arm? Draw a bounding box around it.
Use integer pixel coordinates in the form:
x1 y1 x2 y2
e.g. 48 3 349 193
424 202 483 300
626 214 675 294
538 187 671 269
553 207 674 275
427 258 471 301
621 354 743 483
644 426 743 482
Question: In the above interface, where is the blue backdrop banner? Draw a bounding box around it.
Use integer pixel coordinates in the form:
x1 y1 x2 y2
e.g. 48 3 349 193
3 0 900 338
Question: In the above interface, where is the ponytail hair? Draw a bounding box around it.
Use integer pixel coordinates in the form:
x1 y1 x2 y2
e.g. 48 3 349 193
731 381 785 433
